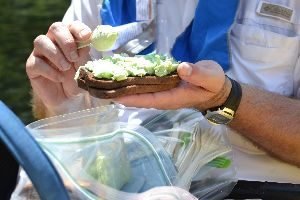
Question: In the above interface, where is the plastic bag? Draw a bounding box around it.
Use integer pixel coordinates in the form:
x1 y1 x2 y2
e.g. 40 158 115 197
141 109 237 199
12 169 196 200
11 104 236 200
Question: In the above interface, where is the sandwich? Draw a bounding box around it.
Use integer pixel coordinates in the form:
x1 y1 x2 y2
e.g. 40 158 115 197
75 54 181 99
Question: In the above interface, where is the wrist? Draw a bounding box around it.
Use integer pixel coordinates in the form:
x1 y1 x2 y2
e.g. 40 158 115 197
32 94 61 119
32 92 47 119
32 92 91 119
195 76 232 111
203 76 242 125
209 76 232 109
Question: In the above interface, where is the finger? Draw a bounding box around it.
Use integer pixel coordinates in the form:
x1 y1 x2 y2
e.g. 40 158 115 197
115 93 165 109
68 22 92 70
177 61 225 93
26 54 64 83
115 88 186 109
74 47 91 70
33 35 71 71
68 20 92 41
47 22 79 62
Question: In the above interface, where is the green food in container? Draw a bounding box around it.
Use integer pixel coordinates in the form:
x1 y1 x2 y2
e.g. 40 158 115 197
86 137 131 190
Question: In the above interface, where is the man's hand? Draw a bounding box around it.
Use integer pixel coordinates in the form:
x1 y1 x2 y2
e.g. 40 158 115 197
115 60 231 111
26 21 92 112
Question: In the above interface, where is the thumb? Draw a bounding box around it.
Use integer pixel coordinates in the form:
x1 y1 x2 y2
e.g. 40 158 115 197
177 61 225 93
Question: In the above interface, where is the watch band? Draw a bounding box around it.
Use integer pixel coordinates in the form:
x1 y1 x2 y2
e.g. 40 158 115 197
204 76 242 125
220 76 242 114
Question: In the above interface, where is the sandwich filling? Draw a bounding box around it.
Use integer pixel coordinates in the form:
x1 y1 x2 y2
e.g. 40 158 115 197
75 54 180 81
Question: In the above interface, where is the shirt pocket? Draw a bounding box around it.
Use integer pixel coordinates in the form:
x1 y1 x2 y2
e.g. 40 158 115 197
231 23 299 66
230 23 299 95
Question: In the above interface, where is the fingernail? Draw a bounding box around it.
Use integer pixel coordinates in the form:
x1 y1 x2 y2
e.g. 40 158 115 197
60 60 71 71
80 29 91 38
179 63 192 76
70 51 79 61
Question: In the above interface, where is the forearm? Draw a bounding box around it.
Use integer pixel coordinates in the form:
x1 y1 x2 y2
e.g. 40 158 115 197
31 90 112 119
230 84 300 166
31 92 66 119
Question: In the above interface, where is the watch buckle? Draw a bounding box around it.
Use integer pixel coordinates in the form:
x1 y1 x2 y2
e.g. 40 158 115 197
221 107 235 118
205 107 235 125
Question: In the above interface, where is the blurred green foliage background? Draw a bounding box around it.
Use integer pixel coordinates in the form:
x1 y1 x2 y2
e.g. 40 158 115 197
0 0 69 124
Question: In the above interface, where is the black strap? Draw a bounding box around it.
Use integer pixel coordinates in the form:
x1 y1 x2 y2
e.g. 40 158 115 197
221 76 242 113
227 180 300 200
190 180 300 200
206 76 242 116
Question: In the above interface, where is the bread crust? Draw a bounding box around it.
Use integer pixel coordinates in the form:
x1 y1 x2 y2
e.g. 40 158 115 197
77 68 180 99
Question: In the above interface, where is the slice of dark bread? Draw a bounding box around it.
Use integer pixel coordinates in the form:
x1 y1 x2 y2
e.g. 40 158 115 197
78 68 180 89
77 68 180 99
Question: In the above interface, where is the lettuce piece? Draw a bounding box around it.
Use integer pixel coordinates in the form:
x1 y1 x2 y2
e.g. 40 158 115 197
86 138 131 190
91 25 118 51
91 59 128 80
81 53 180 81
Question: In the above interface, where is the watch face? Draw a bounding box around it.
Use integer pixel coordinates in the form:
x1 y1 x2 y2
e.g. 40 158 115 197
206 113 232 125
